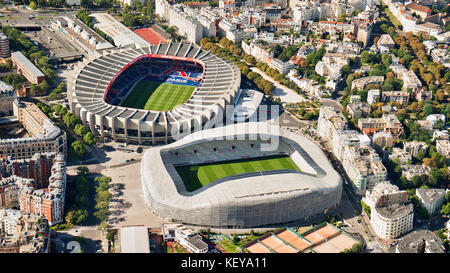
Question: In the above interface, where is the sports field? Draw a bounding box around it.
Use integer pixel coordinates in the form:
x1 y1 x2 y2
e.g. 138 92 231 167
121 80 195 111
175 155 301 192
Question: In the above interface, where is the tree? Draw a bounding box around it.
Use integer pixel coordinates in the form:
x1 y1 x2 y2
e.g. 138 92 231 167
441 202 450 215
423 102 434 116
63 113 79 129
83 132 97 145
74 124 88 137
106 229 117 241
71 141 86 156
29 1 37 10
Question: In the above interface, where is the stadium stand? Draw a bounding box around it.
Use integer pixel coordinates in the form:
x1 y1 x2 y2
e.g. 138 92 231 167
69 42 240 145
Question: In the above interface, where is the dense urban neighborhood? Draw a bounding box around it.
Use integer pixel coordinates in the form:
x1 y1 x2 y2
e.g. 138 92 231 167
0 0 448 256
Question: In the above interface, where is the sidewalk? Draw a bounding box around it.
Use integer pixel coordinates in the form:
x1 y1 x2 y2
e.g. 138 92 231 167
250 67 306 103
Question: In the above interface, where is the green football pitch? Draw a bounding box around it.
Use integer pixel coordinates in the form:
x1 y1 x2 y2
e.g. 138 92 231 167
175 155 301 192
121 80 195 111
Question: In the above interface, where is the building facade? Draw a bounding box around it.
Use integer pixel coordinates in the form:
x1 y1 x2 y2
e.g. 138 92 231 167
11 52 46 85
0 100 67 160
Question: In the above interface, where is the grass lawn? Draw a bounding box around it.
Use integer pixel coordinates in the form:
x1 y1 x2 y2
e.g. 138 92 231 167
176 155 301 192
121 80 195 111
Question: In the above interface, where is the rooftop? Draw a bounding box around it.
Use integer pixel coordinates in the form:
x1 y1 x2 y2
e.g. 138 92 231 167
396 230 444 253
120 226 150 253
11 51 45 78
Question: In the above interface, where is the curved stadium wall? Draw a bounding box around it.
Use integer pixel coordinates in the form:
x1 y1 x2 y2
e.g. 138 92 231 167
141 123 343 228
68 42 240 145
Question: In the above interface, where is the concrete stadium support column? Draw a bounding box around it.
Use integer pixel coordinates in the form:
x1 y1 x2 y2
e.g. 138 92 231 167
99 115 105 138
137 121 142 145
88 113 96 135
110 117 117 141
79 108 88 127
162 112 168 144
151 120 156 145
122 117 129 145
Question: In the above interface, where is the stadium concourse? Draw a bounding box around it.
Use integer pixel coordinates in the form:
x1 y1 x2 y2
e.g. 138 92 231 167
141 122 343 229
68 41 240 145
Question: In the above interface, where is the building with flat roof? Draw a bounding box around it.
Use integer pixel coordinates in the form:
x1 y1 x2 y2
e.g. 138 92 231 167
11 52 45 85
381 91 410 106
358 114 403 141
0 100 66 160
370 187 413 239
174 226 208 253
403 141 428 158
396 230 445 253
436 139 450 157
90 13 149 49
351 76 384 90
401 164 431 180
0 81 16 116
317 106 347 142
0 153 66 225
242 40 274 64
0 208 49 253
416 188 446 215
120 226 150 253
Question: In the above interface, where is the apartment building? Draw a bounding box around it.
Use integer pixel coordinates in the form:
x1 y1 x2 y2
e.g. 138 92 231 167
372 131 394 152
269 58 295 74
175 227 208 253
436 139 450 157
358 114 403 140
370 187 413 239
0 153 66 225
0 208 48 253
346 102 370 119
241 40 274 63
416 188 446 215
0 81 16 116
381 91 410 106
403 141 428 158
401 164 431 180
351 76 384 90
342 144 388 192
0 100 66 160
0 32 10 58
317 106 347 142
396 230 445 253
388 147 412 164
401 70 422 91
11 52 45 85
155 0 171 22
367 89 380 104
431 48 450 68
377 34 395 49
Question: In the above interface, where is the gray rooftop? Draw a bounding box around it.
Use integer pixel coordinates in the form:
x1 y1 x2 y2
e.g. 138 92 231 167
396 230 445 253
11 51 45 78
120 226 150 253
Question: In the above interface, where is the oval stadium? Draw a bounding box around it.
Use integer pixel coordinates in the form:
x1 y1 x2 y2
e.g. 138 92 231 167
68 42 240 145
141 123 343 228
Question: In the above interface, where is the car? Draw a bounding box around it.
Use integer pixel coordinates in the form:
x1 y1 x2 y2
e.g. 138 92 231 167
125 159 129 163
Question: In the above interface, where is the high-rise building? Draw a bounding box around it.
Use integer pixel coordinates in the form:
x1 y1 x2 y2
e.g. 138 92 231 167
0 32 10 58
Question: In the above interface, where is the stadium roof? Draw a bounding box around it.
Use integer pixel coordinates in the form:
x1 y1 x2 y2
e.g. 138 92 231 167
70 41 240 127
120 226 150 253
11 51 45 78
140 122 343 227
